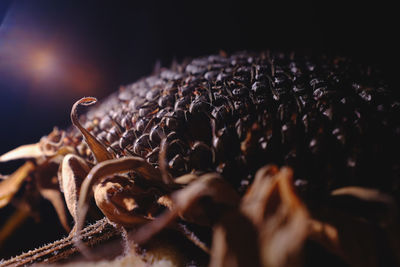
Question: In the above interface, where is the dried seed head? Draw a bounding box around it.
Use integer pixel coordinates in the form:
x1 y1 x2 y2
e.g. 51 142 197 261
59 52 399 194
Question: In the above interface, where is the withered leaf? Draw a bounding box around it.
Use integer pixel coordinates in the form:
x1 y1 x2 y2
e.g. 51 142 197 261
0 162 35 208
71 97 114 163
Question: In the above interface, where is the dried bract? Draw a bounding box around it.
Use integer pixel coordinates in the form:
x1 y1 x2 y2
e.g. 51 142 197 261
0 162 35 208
60 154 91 221
71 97 114 163
0 144 42 163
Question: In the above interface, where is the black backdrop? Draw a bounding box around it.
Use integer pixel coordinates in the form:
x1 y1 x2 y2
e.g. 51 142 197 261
0 0 398 259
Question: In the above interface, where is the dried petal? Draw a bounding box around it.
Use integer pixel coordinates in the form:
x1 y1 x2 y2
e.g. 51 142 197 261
46 146 77 165
39 127 66 157
307 187 400 267
240 165 279 225
73 157 164 258
132 173 240 245
0 207 30 248
93 176 154 227
71 97 114 163
331 186 394 204
158 138 174 184
40 187 70 232
32 158 70 232
0 162 35 208
157 195 174 209
331 186 397 224
59 154 91 222
75 157 162 235
307 219 341 255
173 173 198 185
209 210 261 267
309 213 381 267
0 144 42 162
241 166 309 267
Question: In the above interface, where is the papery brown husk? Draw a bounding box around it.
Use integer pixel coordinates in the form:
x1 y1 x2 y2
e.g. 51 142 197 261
308 187 400 267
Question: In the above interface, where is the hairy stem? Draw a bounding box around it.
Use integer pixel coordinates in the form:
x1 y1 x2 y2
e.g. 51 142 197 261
1 218 119 266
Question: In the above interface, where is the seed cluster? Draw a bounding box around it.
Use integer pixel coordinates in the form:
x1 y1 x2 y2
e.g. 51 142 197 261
72 51 399 197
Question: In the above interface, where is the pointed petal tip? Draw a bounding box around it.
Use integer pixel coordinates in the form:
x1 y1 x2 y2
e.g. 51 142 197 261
0 143 42 163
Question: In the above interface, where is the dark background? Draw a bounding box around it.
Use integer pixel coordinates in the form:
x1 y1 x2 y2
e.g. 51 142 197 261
0 0 398 259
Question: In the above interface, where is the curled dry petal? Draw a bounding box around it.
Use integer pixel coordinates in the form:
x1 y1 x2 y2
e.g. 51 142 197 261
0 144 42 162
309 186 400 267
0 134 74 164
47 146 77 165
71 97 114 163
132 173 240 245
172 173 240 217
240 165 309 267
307 219 341 257
331 186 394 205
60 154 91 221
0 162 35 208
42 127 65 146
75 157 162 238
158 138 174 184
94 176 154 227
39 127 66 157
331 186 397 225
73 157 163 259
240 165 279 225
157 195 174 209
173 173 199 185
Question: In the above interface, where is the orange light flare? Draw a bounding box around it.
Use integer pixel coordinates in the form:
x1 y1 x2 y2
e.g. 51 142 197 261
25 45 105 97
0 30 106 99
29 48 58 79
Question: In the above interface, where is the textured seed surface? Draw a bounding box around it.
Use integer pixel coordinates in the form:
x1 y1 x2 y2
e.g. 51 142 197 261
66 51 399 198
